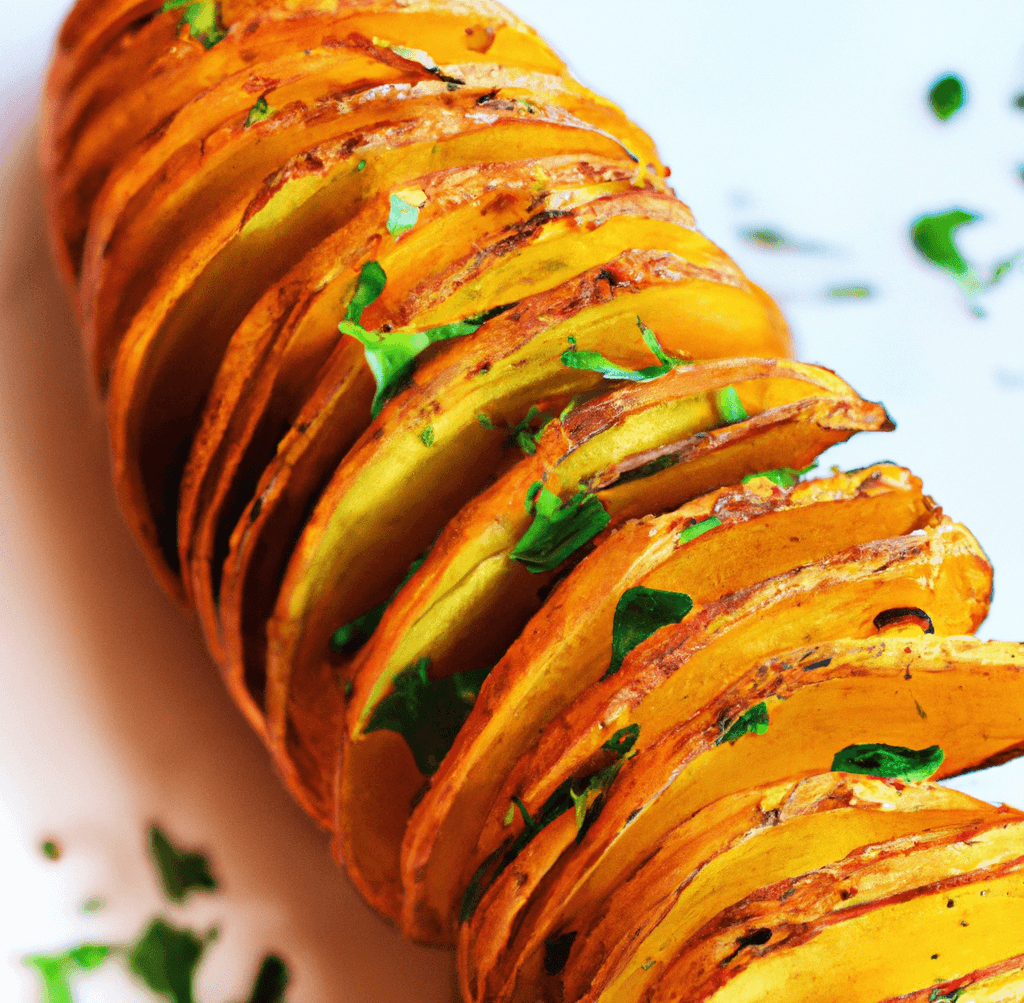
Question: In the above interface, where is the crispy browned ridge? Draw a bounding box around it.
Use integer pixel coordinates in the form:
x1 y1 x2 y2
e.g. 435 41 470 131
43 2 1024 1000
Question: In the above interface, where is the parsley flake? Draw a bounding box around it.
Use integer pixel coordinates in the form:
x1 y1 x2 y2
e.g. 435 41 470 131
161 0 227 49
357 159 367 171
678 516 721 545
715 385 748 423
148 825 217 903
364 658 491 776
330 547 431 654
716 702 770 745
930 988 965 1003
827 284 873 299
129 918 217 1003
606 588 693 679
831 743 945 782
560 317 687 382
420 425 435 447
25 945 111 1003
242 96 272 129
929 74 967 121
41 839 61 860
478 405 554 454
510 484 610 573
742 463 817 489
641 958 656 971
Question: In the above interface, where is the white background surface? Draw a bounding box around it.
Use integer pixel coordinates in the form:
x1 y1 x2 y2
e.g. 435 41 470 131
1 2 1022 1000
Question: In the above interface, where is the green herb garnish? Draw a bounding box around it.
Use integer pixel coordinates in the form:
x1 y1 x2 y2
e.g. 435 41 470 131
929 74 966 121
364 658 491 776
560 317 686 382
477 405 555 454
827 284 873 299
81 898 105 913
41 839 61 860
357 159 367 171
25 945 111 1003
129 918 217 1003
148 825 217 903
510 483 610 573
246 954 289 1003
641 958 656 971
242 96 272 129
831 743 945 782
161 0 227 49
605 588 693 679
678 516 721 544
340 262 509 415
740 227 824 252
930 988 965 1003
614 453 680 486
420 425 435 447
716 702 770 745
742 463 817 489
387 192 425 238
330 547 431 654
715 385 748 423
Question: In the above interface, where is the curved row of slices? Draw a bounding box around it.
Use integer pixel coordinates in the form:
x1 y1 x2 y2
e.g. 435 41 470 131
42 1 1024 1000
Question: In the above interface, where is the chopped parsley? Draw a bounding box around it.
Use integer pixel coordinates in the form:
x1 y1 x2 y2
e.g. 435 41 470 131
339 261 510 415
742 463 817 489
242 96 272 129
419 425 435 447
161 0 227 49
716 702 770 745
929 988 965 1003
460 725 640 922
560 317 687 382
330 547 431 654
614 453 680 486
478 405 554 454
387 190 427 238
363 658 491 776
41 839 61 860
831 743 945 782
510 483 610 573
81 897 105 913
605 588 693 679
246 955 289 1003
715 385 748 423
929 74 967 121
911 209 1018 311
827 284 873 299
24 945 111 1003
357 159 367 171
641 958 656 971
148 825 217 903
129 918 217 1003
678 516 721 544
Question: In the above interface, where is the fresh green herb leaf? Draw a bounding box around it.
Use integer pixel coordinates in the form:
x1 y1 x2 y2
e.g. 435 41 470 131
148 825 217 903
477 406 554 453
715 385 748 423
614 453 680 486
364 658 491 776
831 743 945 782
81 897 105 913
387 191 425 238
606 588 693 678
503 804 515 827
129 918 216 1003
561 318 686 382
740 227 824 253
24 945 112 1003
477 413 497 430
245 954 289 1003
162 0 227 49
41 839 61 860
827 284 873 299
929 987 965 1003
357 159 367 171
716 702 770 745
511 485 610 573
929 74 966 121
344 261 387 325
420 425 435 447
912 209 977 278
330 547 430 654
543 932 577 976
604 724 641 757
678 516 721 545
742 463 817 489
641 958 656 971
242 96 272 129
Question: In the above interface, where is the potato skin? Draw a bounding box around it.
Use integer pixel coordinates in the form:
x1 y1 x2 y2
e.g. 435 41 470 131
42 2 1024 1001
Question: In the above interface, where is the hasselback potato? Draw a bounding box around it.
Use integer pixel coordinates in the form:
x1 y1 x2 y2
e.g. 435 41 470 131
41 2 1024 1000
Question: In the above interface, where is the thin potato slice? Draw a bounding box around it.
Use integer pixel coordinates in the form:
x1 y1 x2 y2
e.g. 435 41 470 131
470 635 1024 1003
398 463 933 942
470 521 992 909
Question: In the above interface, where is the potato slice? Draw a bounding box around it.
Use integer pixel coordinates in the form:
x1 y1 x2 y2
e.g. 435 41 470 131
469 521 992 916
465 635 1024 1003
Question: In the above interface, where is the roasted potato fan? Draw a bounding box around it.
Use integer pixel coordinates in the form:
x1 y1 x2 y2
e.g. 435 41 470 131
43 1 1024 1000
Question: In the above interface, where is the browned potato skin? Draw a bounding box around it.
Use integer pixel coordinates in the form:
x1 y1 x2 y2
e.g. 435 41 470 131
41 2 1024 1001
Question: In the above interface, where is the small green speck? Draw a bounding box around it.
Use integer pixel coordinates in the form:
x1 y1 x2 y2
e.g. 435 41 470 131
828 284 873 299
740 227 824 253
716 702 770 745
641 958 656 971
81 897 105 913
246 954 289 1003
344 680 354 699
678 516 721 545
715 385 749 424
929 74 966 121
243 95 272 129
420 425 435 447
503 804 515 827
915 699 928 720
357 159 367 171
41 839 61 861
162 0 228 50
148 825 218 903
